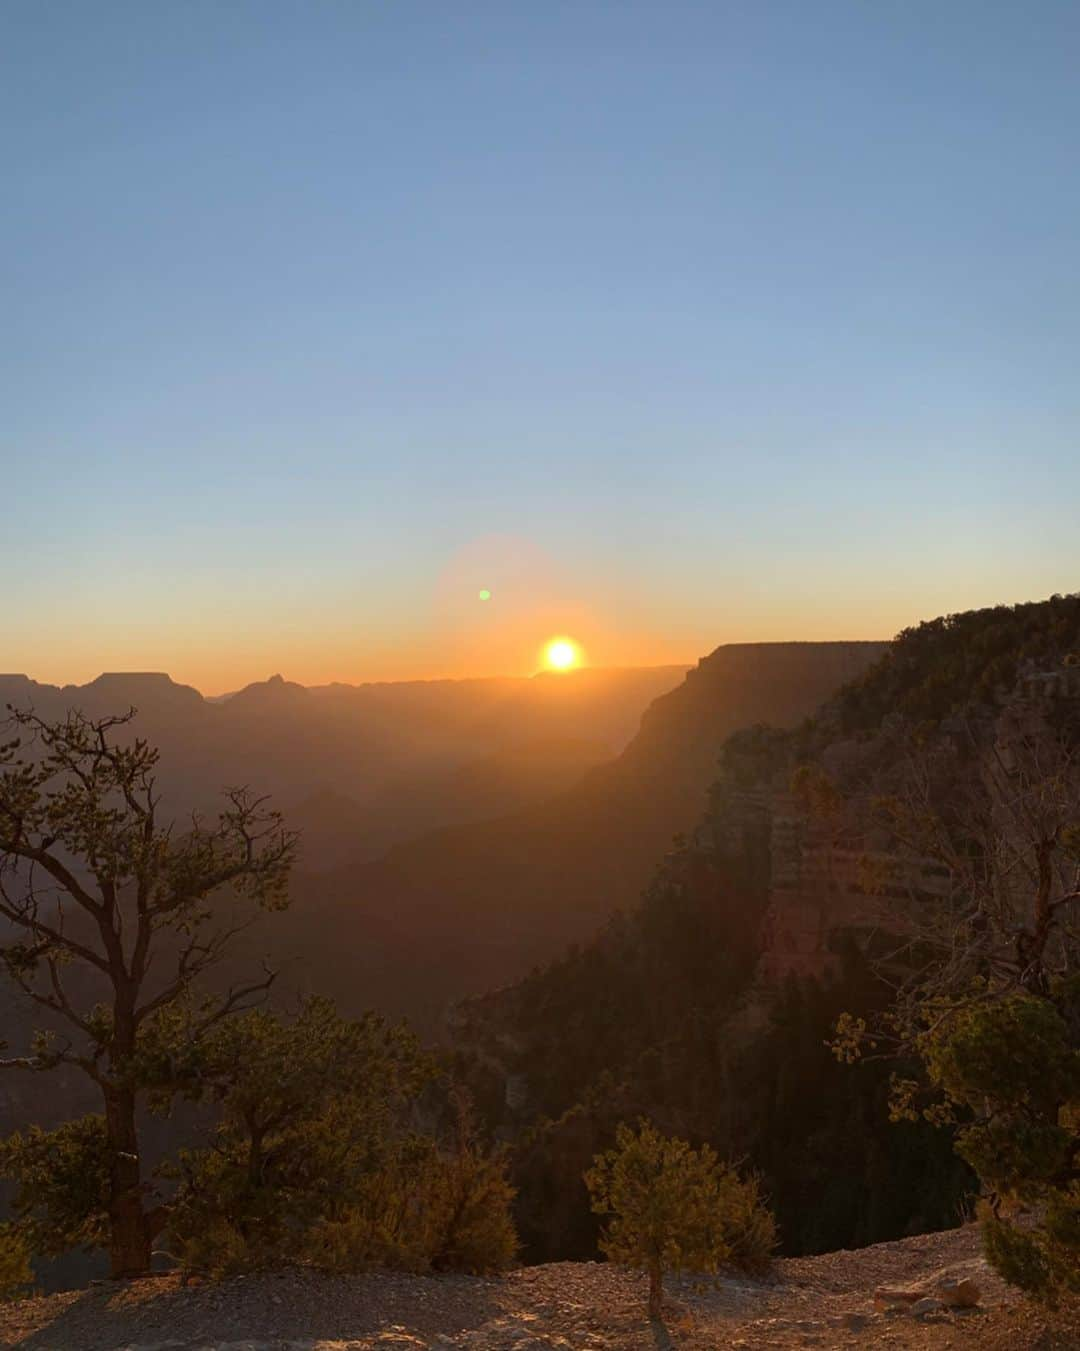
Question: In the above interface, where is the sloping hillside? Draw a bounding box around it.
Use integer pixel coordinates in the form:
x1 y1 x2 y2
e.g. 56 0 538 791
279 643 885 1029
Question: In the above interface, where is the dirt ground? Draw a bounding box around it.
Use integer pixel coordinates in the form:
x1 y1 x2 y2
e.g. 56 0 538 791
0 1224 1076 1350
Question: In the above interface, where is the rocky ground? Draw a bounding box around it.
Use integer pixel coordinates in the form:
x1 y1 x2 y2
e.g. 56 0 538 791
0 1225 1076 1350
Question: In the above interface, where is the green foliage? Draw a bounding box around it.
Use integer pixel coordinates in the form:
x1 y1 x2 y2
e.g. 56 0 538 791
705 1165 776 1275
585 1121 774 1315
835 594 1080 729
924 996 1079 1127
163 1000 517 1277
421 1112 519 1273
981 1204 1080 1304
918 995 1080 1301
0 993 518 1283
300 1135 441 1274
0 1226 34 1302
176 1125 518 1278
306 1124 518 1276
164 998 432 1269
0 1116 110 1258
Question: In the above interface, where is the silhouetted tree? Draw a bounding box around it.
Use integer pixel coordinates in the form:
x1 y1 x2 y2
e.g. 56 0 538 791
0 707 296 1277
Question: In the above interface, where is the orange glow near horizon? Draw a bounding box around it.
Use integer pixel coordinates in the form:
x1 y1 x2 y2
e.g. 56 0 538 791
13 524 1050 696
16 514 996 695
9 627 702 697
5 600 922 695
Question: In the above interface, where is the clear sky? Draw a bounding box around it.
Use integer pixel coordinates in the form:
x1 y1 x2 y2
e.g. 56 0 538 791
5 1 1078 693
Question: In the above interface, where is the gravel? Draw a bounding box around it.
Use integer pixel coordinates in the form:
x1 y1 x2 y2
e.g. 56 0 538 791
0 1226 1076 1350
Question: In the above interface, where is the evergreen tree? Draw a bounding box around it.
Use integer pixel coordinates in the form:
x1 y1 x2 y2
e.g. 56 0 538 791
585 1120 774 1319
0 708 296 1275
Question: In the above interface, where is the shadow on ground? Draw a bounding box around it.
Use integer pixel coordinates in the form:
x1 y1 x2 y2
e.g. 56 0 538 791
3 1268 506 1350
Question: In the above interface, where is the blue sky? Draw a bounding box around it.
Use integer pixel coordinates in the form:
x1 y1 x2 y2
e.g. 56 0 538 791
4 1 1078 690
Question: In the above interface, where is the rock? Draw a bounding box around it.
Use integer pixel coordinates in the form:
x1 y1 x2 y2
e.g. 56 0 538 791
910 1297 947 1318
935 1276 980 1308
873 1287 921 1310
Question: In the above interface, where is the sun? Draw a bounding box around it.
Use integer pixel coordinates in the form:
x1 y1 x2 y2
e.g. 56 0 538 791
543 637 580 671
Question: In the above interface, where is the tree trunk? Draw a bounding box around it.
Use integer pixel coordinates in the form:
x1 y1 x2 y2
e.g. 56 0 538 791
648 1258 663 1319
103 1085 151 1278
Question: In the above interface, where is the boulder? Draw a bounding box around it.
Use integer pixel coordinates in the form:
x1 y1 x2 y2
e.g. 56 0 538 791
935 1276 980 1308
873 1287 921 1310
874 1274 982 1315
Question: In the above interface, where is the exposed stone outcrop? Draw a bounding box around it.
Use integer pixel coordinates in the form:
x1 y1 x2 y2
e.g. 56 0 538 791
682 656 1080 988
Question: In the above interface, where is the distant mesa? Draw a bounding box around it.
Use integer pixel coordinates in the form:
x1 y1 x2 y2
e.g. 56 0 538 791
1 671 205 716
89 671 196 690
0 674 37 689
92 671 173 681
85 672 205 704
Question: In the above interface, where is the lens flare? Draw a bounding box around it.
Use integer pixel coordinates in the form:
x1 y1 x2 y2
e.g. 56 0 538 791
544 638 579 671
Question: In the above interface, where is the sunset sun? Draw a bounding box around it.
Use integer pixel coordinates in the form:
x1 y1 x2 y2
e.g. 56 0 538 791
543 638 580 671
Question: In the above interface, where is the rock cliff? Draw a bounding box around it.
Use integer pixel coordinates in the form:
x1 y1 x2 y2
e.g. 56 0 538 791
449 596 1080 1259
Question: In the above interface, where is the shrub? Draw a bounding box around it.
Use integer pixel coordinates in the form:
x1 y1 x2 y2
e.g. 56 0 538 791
921 994 1080 1302
0 1227 34 1303
585 1120 774 1318
711 1167 777 1275
164 1002 517 1278
304 1131 518 1276
0 1117 110 1258
164 998 433 1273
424 1132 518 1273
